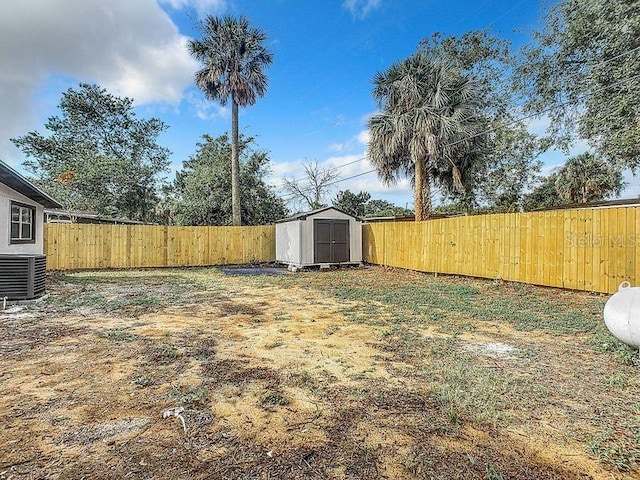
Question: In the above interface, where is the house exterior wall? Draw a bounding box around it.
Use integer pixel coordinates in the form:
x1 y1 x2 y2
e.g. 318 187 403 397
299 209 362 265
0 182 44 255
275 219 302 265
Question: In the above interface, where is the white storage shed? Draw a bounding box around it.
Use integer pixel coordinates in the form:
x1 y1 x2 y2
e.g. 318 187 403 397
275 207 362 268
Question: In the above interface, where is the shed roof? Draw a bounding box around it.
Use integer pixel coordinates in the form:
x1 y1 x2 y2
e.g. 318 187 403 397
0 160 62 208
276 206 359 223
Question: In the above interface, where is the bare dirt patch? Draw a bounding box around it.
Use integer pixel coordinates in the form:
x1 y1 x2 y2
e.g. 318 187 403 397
0 267 638 479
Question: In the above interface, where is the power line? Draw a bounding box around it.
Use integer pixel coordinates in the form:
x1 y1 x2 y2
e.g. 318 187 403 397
525 44 640 91
576 44 640 70
277 45 640 195
446 71 640 149
273 155 368 190
278 168 377 201
277 71 640 203
275 156 370 201
324 168 377 187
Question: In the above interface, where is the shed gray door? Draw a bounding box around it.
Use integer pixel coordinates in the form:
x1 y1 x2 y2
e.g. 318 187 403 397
314 220 349 263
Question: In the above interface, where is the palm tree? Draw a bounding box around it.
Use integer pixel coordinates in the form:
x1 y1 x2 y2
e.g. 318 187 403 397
368 53 483 220
189 16 273 226
554 152 624 204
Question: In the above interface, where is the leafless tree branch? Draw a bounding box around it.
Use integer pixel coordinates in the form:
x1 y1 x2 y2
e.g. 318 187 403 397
282 160 339 211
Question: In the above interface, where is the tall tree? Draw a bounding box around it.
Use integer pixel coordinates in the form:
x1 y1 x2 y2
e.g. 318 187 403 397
189 16 273 226
472 128 543 212
515 0 640 171
332 190 412 218
282 160 339 211
368 53 484 220
418 32 543 212
172 134 287 226
554 152 624 204
12 83 169 221
365 199 413 217
523 174 562 212
524 153 625 210
332 190 370 217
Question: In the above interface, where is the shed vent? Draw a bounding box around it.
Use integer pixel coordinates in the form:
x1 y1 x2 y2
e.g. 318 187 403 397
0 255 47 300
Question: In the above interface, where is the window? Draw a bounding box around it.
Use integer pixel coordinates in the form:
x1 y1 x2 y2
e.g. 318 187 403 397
10 201 36 244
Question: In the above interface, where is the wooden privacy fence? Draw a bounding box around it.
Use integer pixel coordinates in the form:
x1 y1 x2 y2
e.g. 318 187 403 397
363 206 639 294
44 224 275 270
44 207 639 293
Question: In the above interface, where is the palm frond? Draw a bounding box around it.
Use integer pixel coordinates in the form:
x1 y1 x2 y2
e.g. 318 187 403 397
368 52 486 215
190 15 273 108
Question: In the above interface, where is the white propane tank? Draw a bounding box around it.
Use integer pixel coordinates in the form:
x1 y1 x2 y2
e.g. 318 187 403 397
603 282 640 348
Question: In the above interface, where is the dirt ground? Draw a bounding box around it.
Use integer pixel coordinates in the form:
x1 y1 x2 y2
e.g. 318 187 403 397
0 266 638 479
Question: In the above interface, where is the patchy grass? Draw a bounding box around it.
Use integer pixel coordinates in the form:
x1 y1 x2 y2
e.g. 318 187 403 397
43 268 223 317
262 269 605 334
258 388 290 410
98 326 136 342
171 384 209 409
131 375 154 389
148 343 181 364
0 266 637 479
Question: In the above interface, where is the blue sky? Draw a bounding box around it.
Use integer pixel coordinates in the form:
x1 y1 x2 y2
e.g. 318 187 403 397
1 0 635 210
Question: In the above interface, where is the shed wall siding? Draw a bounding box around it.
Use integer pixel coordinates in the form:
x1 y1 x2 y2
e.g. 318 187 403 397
275 220 301 264
350 219 363 263
0 182 44 255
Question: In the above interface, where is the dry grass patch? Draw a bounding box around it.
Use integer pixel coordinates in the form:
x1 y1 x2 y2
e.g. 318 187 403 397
0 266 637 479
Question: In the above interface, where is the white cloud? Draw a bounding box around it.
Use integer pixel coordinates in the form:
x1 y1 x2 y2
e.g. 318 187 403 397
325 153 409 196
325 153 368 172
568 138 591 156
326 129 370 154
539 159 562 177
186 91 229 120
357 129 370 145
360 110 378 123
328 143 349 153
160 0 227 17
342 0 382 19
0 0 198 165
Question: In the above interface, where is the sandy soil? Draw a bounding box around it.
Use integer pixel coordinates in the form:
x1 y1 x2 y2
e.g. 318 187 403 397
0 267 637 479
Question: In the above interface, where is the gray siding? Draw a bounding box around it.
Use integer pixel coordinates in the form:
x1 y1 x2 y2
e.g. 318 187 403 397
276 208 362 267
275 219 302 265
